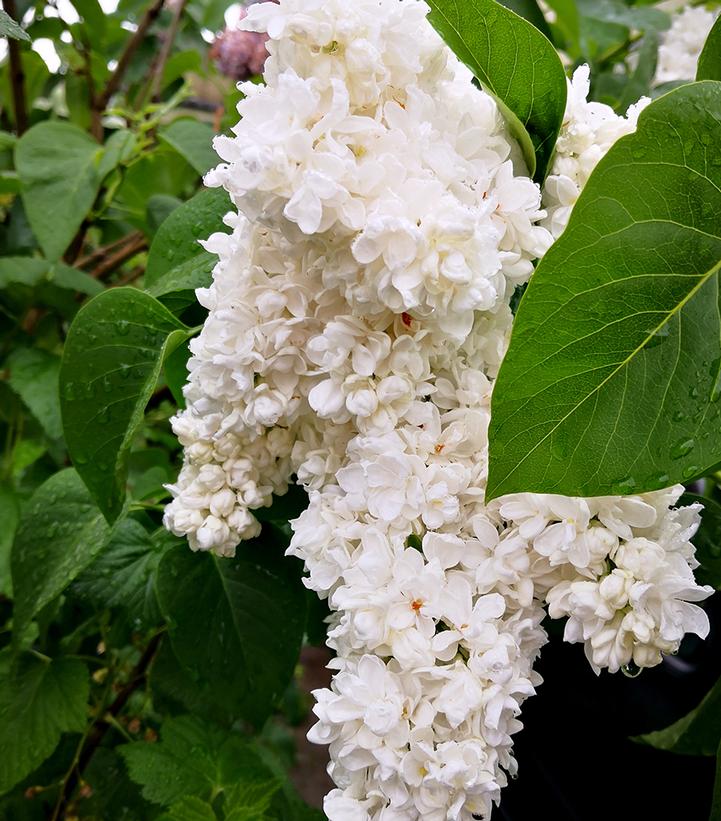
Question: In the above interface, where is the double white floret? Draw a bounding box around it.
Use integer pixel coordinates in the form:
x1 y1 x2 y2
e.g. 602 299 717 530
165 1 712 818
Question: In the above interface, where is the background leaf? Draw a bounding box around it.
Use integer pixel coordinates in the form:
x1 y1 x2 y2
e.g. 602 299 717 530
698 15 721 82
6 348 63 440
60 288 189 521
427 0 567 179
0 654 89 794
121 716 276 807
15 122 104 261
11 469 112 642
156 536 307 728
487 82 721 500
683 493 721 590
159 119 218 176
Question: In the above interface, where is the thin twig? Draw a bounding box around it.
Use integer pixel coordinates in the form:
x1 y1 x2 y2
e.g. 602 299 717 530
113 263 145 287
95 0 166 111
89 233 148 280
76 231 145 270
147 0 189 103
52 632 164 819
4 0 28 134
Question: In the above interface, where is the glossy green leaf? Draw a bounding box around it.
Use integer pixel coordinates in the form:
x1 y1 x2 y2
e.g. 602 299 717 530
75 521 176 628
120 715 276 807
11 469 112 642
0 9 30 41
156 536 306 727
6 348 63 440
159 119 217 176
427 0 567 179
698 15 721 82
15 122 104 261
147 250 217 307
637 672 721 756
145 187 229 289
0 654 89 794
60 288 189 521
487 82 721 500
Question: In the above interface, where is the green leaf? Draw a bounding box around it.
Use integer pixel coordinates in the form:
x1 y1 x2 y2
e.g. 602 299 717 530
426 0 567 179
98 129 137 179
0 257 102 296
145 188 229 288
147 194 183 235
0 131 17 151
75 521 175 628
164 338 191 408
0 654 89 794
637 673 721 756
161 50 202 90
544 0 581 56
682 493 721 590
487 82 721 500
6 348 63 440
617 31 658 112
120 716 276 807
159 119 218 176
698 15 721 82
0 487 19 598
148 250 217 307
156 536 306 727
60 288 189 521
158 797 217 821
11 469 112 643
15 122 104 261
0 9 30 41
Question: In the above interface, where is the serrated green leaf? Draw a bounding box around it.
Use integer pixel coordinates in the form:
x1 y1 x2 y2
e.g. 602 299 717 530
159 119 218 176
120 716 276 807
427 0 567 180
75 521 176 628
156 537 306 727
698 15 721 82
15 122 104 261
0 654 89 794
60 288 190 521
145 188 229 288
6 348 63 440
487 82 721 500
11 469 112 643
636 672 721 756
157 797 217 821
682 493 721 590
0 9 30 41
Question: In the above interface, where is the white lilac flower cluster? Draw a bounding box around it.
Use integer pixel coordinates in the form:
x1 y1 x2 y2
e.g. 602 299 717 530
541 65 650 239
655 4 719 87
164 1 712 818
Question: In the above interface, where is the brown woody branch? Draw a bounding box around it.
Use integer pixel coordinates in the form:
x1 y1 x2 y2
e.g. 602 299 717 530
76 231 145 270
94 0 166 112
147 0 188 102
4 0 28 134
52 632 164 820
88 232 148 280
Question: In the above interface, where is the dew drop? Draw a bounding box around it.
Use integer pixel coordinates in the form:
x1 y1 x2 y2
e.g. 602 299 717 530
670 438 695 460
621 661 642 679
682 465 700 479
612 477 636 494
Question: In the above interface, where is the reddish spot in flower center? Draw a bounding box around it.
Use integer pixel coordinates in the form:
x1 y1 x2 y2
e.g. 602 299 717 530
401 312 413 327
434 443 445 454
411 599 423 612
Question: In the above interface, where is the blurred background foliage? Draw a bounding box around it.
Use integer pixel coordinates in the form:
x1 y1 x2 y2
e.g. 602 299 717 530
0 0 719 819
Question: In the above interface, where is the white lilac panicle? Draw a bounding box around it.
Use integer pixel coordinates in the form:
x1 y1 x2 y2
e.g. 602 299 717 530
164 0 713 817
541 65 649 239
655 5 718 86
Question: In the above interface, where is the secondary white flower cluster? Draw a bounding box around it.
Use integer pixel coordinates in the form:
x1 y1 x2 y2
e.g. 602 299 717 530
542 66 649 238
655 4 718 86
164 1 712 818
